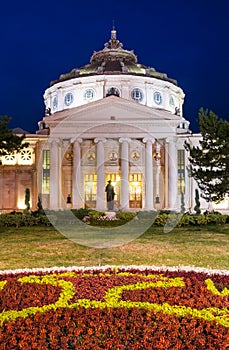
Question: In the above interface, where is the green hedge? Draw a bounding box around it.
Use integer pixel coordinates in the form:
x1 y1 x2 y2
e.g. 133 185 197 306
0 213 52 228
71 208 89 220
115 212 137 221
153 212 228 227
0 210 227 228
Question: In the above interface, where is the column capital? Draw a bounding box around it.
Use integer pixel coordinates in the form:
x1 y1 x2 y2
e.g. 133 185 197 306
94 137 106 144
71 137 82 144
119 137 131 143
143 137 155 144
165 136 177 144
48 138 59 146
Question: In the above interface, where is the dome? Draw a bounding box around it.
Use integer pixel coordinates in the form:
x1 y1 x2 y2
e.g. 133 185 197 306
43 28 185 119
50 29 177 87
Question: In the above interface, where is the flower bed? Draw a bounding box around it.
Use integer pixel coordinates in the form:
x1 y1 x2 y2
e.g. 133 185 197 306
0 265 228 349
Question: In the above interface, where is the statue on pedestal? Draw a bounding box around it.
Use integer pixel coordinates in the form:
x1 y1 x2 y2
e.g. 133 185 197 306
105 180 115 210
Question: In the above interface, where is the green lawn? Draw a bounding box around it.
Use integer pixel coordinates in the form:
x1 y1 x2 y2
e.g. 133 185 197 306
0 224 228 270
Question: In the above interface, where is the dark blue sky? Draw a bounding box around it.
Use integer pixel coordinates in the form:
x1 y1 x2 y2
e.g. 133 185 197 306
1 0 228 133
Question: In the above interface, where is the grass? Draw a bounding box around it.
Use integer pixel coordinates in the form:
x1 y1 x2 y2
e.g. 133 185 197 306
0 224 228 271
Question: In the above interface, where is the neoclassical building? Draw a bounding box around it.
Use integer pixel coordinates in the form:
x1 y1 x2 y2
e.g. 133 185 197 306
0 29 228 213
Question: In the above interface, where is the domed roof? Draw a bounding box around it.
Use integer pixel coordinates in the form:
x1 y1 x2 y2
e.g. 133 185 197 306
50 29 177 87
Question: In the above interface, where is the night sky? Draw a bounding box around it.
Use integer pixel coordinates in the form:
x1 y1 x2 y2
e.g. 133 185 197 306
1 0 228 134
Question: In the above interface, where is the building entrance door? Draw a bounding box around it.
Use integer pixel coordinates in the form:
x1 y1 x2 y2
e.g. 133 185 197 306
84 174 97 208
106 174 120 209
129 173 142 208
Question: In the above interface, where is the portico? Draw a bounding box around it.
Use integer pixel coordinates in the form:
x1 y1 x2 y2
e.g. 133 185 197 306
46 129 179 212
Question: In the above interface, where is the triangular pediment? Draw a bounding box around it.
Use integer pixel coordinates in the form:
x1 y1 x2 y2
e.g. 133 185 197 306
45 96 181 124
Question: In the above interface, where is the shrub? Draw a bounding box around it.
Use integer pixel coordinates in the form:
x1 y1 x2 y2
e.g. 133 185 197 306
0 212 52 227
178 213 195 226
192 214 209 225
0 214 22 228
154 213 169 226
153 212 229 227
88 210 105 220
0 210 228 228
37 215 53 226
115 212 137 221
206 213 228 225
71 208 89 220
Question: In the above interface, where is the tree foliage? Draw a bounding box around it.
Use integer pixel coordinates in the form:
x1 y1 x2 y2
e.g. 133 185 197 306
194 189 201 215
0 116 28 156
25 188 30 211
185 109 229 203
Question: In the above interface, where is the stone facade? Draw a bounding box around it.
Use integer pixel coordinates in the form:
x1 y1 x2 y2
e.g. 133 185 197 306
0 29 228 213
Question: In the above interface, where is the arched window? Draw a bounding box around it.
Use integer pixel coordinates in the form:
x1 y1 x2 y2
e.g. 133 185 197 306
106 87 120 97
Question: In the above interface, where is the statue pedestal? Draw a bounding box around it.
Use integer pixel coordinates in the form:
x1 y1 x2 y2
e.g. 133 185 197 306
105 211 116 219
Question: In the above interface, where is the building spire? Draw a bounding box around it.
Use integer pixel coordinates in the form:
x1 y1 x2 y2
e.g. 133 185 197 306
111 20 117 40
90 24 137 64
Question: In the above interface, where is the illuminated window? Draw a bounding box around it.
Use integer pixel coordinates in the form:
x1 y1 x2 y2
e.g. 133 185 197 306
18 149 33 165
106 174 120 182
178 150 185 194
84 174 97 182
129 173 142 182
1 153 16 165
42 150 50 194
129 173 142 207
84 174 97 208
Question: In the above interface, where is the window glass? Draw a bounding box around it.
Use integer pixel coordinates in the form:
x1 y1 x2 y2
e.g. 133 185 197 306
42 150 50 194
178 150 185 194
153 91 162 105
64 92 74 106
131 88 143 102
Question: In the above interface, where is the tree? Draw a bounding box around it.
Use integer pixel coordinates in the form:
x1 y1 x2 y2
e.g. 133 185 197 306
194 189 201 215
25 188 30 211
37 194 44 214
0 116 28 156
185 108 229 203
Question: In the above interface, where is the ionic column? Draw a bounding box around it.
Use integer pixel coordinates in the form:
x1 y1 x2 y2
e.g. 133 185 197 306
95 138 106 211
119 138 130 210
49 139 59 210
58 140 64 209
167 137 178 210
72 138 83 209
164 139 169 208
155 142 161 204
143 138 155 210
